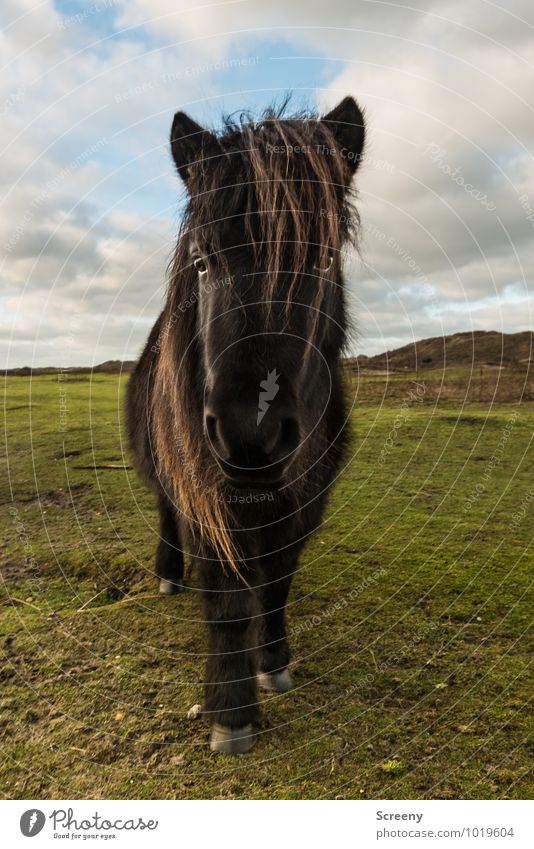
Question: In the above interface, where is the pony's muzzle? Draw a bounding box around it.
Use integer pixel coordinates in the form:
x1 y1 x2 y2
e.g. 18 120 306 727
204 403 300 488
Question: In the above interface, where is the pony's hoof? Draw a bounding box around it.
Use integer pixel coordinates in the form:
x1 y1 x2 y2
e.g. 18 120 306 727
257 668 293 693
159 579 184 595
210 724 256 755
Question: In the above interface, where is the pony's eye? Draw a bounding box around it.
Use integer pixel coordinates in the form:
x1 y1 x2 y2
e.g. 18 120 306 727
194 256 208 275
313 254 334 273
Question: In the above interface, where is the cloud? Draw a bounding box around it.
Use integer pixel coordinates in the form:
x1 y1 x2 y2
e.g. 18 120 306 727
1 0 533 366
323 11 534 350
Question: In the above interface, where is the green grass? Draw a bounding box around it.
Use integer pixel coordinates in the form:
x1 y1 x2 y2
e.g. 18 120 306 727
1 372 533 799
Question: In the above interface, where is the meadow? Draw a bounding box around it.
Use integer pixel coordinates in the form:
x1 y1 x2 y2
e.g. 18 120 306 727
1 368 532 799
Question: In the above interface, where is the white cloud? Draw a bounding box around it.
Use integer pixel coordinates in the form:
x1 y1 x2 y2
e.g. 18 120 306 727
1 0 533 366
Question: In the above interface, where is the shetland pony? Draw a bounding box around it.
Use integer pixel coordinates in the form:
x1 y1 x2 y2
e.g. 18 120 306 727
127 96 365 753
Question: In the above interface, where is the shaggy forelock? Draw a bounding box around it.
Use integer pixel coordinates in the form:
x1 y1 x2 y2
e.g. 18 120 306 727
184 105 360 281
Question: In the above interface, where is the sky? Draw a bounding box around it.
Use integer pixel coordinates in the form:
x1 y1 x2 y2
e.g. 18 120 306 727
1 0 533 367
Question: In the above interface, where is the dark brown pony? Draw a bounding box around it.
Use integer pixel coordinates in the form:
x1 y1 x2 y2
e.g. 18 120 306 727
127 96 365 753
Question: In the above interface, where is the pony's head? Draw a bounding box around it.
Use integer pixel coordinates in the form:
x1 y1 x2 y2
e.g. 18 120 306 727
166 97 365 492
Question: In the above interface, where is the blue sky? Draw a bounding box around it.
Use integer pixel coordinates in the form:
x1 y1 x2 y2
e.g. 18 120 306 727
2 0 533 366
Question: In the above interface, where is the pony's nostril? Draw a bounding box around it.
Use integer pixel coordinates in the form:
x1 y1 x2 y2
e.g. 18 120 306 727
280 416 299 449
204 404 300 480
205 414 218 444
260 418 282 456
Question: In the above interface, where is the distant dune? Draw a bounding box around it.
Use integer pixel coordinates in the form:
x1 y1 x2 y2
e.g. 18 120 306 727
4 330 533 375
3 360 136 376
346 330 533 372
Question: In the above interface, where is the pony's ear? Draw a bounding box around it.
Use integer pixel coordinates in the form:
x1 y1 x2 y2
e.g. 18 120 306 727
170 111 217 184
322 96 365 175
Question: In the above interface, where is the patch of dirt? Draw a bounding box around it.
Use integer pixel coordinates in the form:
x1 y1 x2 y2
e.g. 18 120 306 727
52 448 89 459
0 559 39 582
439 415 493 426
20 483 90 507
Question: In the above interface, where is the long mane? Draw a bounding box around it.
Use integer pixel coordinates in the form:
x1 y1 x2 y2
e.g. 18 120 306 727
150 104 359 574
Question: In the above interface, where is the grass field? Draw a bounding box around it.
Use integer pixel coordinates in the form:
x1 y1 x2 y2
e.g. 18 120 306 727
1 370 533 799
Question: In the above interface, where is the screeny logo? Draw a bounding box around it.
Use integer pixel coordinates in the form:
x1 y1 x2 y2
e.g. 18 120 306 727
20 809 46 837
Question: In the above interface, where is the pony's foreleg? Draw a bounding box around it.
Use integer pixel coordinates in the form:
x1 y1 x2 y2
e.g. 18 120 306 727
199 561 259 754
256 555 297 693
155 494 185 595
